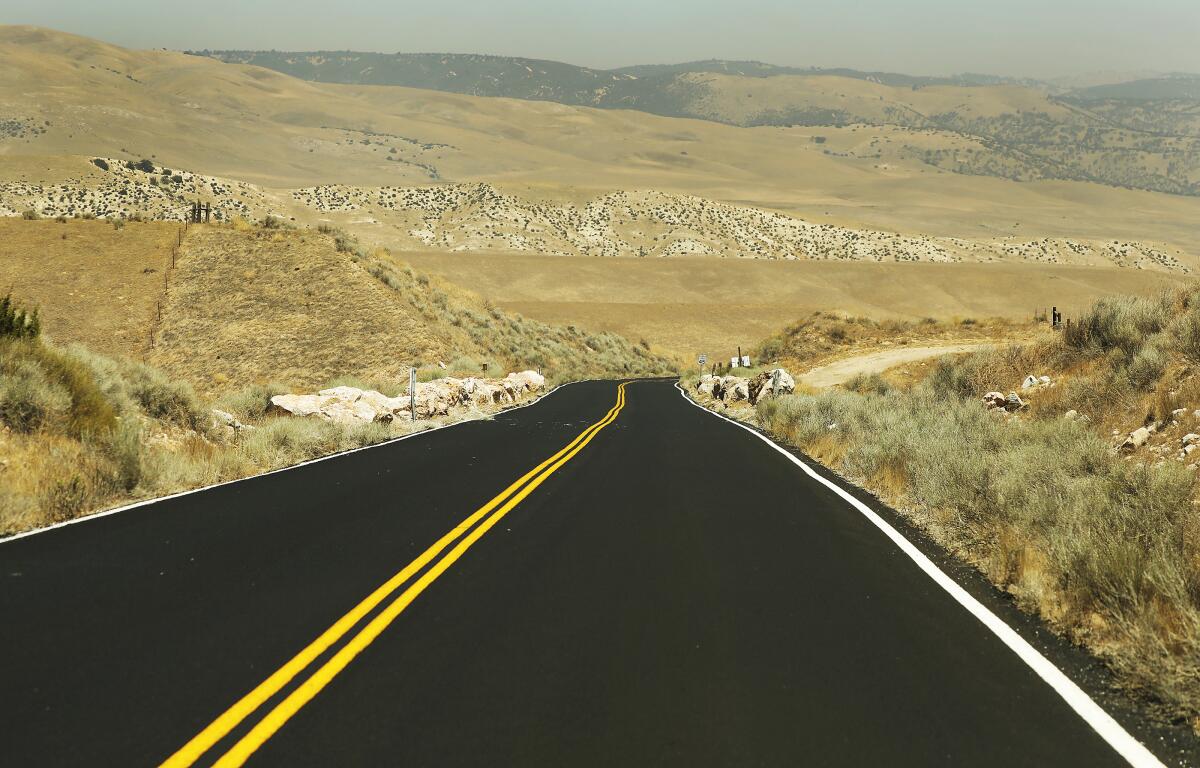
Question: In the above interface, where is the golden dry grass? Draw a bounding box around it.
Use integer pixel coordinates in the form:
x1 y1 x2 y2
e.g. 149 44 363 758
147 226 445 396
399 250 1183 357
0 217 180 357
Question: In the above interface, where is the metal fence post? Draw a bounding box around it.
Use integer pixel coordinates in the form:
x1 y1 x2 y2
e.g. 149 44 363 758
409 367 417 421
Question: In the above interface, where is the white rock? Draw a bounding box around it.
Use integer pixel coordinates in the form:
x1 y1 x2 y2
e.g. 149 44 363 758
1173 408 1188 418
1004 392 1024 411
982 392 1006 409
1063 409 1079 421
269 394 331 418
1183 433 1200 446
1038 375 1051 385
318 386 366 401
749 368 795 404
1021 375 1038 389
1121 427 1151 452
503 370 546 394
722 376 750 402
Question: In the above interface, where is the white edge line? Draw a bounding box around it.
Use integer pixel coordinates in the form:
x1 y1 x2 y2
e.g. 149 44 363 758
0 382 574 545
674 383 1163 768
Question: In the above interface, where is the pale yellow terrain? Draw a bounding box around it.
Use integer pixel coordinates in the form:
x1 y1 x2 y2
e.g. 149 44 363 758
1 26 1198 253
0 217 181 357
1 26 1198 357
398 252 1185 355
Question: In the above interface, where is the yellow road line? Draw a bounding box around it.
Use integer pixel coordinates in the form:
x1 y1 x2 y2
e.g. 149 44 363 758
162 382 628 768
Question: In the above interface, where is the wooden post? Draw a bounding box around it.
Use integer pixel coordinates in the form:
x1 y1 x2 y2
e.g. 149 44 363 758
204 202 210 223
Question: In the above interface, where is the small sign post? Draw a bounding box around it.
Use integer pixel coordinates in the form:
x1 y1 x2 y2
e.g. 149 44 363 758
698 353 707 380
409 366 417 422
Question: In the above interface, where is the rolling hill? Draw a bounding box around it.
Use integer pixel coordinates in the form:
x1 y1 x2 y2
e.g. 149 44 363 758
3 25 1200 356
200 47 1200 197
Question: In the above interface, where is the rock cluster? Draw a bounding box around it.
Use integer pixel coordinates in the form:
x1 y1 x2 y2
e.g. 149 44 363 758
267 371 545 424
697 368 794 406
982 391 1024 412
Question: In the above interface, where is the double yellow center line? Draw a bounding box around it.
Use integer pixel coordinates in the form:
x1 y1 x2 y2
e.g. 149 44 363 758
163 382 629 768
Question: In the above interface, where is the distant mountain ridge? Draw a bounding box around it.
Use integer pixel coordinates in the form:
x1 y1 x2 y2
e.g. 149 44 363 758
198 49 1200 197
198 50 1043 108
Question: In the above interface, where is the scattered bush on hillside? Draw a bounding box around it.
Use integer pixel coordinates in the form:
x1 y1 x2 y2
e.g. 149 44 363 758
21 209 39 220
0 294 41 340
91 158 109 171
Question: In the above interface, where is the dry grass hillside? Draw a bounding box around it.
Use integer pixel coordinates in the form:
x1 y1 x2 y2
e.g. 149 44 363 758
2 27 1199 256
0 217 180 357
0 217 674 395
2 26 1197 362
147 225 445 393
400 252 1184 356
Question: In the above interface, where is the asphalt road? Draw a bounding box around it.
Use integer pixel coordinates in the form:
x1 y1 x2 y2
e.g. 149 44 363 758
0 379 1154 766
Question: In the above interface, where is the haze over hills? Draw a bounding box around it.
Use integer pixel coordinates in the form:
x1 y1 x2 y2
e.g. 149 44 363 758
202 49 1200 197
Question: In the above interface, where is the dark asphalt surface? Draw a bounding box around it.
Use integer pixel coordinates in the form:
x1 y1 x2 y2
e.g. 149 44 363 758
0 380 1142 766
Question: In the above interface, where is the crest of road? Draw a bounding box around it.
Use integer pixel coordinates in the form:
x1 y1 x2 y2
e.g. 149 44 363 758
0 380 1161 766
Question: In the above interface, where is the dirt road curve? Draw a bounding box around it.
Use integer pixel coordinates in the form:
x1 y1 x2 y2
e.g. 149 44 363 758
798 342 993 388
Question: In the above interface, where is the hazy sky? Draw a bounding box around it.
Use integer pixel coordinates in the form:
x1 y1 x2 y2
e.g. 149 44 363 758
7 0 1200 78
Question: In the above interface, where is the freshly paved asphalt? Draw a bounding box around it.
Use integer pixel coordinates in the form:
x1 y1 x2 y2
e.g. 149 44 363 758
0 380 1139 766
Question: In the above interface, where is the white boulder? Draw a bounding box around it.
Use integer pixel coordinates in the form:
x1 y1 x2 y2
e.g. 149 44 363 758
982 392 1007 409
1121 427 1151 452
749 368 795 404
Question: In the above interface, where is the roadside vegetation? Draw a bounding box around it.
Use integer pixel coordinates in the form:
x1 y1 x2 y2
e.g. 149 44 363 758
703 288 1200 728
0 302 416 536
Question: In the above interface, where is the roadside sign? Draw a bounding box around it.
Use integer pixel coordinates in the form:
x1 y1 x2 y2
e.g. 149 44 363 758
730 357 739 368
741 355 751 368
698 354 707 366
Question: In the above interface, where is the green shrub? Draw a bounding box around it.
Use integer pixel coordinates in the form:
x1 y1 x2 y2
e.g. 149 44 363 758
0 294 40 339
1064 294 1168 354
844 372 891 396
21 209 39 220
0 354 69 432
217 382 288 421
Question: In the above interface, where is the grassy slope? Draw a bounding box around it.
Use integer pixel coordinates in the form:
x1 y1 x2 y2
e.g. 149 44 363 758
0 218 180 358
400 251 1184 358
147 224 674 396
148 225 446 394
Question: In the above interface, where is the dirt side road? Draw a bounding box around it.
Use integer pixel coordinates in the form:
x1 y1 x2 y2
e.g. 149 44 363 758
798 342 992 388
